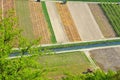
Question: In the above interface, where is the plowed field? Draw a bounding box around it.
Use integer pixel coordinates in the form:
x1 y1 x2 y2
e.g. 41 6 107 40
90 47 120 71
56 3 81 42
29 0 51 44
88 4 116 38
0 0 1 10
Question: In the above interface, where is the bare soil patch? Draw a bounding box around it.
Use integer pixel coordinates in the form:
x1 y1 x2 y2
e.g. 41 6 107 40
0 0 2 19
56 3 81 42
88 4 116 38
29 0 51 44
90 47 120 71
67 2 104 41
3 0 14 17
46 2 68 43
0 0 1 10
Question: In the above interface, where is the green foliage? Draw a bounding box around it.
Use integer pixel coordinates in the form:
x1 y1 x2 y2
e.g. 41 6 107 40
41 2 57 43
62 69 120 80
0 10 46 80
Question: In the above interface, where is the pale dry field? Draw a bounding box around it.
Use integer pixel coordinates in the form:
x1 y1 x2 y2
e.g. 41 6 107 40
88 4 116 38
67 2 104 41
56 3 81 42
29 0 51 44
90 47 120 71
46 2 68 43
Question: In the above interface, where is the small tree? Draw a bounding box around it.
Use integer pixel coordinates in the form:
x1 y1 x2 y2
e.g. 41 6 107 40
0 10 46 80
62 69 120 80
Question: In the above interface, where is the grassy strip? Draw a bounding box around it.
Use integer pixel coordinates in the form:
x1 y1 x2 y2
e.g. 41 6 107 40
41 2 57 43
67 0 119 2
41 39 120 50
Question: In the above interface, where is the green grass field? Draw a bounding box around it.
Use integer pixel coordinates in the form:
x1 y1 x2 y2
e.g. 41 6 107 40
37 52 92 79
15 0 34 40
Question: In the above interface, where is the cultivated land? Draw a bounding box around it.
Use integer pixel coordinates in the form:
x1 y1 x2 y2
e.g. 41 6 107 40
67 2 104 41
38 51 92 79
100 4 120 36
2 1 120 79
29 0 51 44
68 0 119 2
3 0 14 17
0 0 1 18
0 0 1 10
88 4 116 38
56 3 81 42
46 2 68 43
89 47 120 71
15 0 34 40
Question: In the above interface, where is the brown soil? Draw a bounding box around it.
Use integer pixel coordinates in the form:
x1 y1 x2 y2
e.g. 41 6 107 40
0 0 1 20
0 0 1 10
56 3 81 42
89 47 120 71
29 0 51 44
3 0 14 17
88 4 116 38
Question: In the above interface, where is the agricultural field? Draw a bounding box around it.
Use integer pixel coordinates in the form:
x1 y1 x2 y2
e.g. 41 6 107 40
14 0 53 44
67 2 104 41
89 47 120 71
100 4 120 36
38 51 93 79
3 0 14 17
68 0 119 2
88 4 116 38
46 2 69 43
0 0 1 18
0 0 1 10
29 0 51 44
2 0 120 44
56 3 81 42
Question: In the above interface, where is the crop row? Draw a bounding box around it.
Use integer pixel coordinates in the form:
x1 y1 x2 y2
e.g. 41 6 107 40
100 4 120 36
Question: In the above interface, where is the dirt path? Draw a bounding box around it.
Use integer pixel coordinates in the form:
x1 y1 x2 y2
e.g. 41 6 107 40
56 3 81 42
67 2 104 41
89 47 120 71
46 2 68 43
88 4 116 38
29 0 51 44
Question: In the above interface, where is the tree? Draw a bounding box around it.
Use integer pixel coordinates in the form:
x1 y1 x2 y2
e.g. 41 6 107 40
0 10 46 80
62 69 120 80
